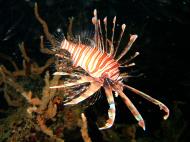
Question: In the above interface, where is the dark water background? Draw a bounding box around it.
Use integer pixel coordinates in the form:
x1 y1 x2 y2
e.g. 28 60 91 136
0 0 189 141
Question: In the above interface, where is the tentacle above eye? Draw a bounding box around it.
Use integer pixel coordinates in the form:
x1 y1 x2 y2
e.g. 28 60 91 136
123 84 169 120
64 81 102 105
99 86 116 130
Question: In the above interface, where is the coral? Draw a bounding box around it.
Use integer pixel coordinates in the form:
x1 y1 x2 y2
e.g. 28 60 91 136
0 2 93 142
80 113 92 142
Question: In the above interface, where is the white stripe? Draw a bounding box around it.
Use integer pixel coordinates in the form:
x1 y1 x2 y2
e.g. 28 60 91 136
99 53 109 67
110 103 115 109
67 42 72 53
90 51 103 72
90 60 117 78
64 40 69 50
72 45 81 63
72 44 80 60
69 43 76 55
82 47 94 71
61 40 67 49
88 48 101 72
110 68 119 75
111 73 119 80
98 59 115 73
78 46 90 67
87 47 97 72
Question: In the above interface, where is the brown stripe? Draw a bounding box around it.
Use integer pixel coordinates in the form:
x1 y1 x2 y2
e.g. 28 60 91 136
96 53 107 68
99 55 112 69
90 52 107 73
67 42 73 53
72 44 80 58
85 48 99 72
110 70 119 80
103 63 119 76
89 49 102 72
98 59 115 72
73 45 86 66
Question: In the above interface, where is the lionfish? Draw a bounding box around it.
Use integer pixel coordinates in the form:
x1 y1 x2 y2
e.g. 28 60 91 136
50 10 169 130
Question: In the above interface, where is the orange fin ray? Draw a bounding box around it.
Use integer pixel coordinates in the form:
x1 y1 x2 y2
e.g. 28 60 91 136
116 34 138 61
64 81 102 105
123 84 169 120
103 17 108 52
116 87 145 130
99 86 116 130
113 24 126 58
49 75 94 89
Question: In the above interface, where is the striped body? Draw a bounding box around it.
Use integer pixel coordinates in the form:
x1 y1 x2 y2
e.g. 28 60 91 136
50 9 170 131
60 39 120 81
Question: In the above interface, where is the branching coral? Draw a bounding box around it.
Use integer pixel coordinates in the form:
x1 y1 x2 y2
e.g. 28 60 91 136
0 2 92 142
81 113 92 142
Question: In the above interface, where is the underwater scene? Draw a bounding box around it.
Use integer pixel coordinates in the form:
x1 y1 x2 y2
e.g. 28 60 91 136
0 0 189 142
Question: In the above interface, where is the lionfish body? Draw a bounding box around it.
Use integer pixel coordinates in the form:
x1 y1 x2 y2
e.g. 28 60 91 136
60 40 120 81
50 10 169 130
